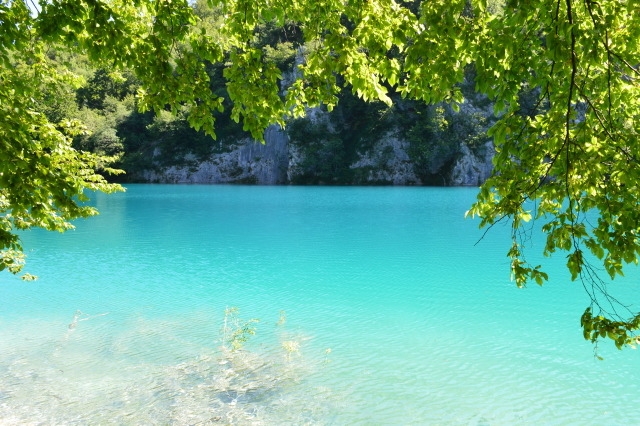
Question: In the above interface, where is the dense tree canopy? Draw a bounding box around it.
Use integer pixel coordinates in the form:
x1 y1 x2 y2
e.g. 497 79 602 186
2 0 640 349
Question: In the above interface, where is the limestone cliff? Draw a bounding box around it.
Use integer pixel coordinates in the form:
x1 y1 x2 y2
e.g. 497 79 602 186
133 109 495 186
140 126 289 184
136 123 494 186
131 65 495 186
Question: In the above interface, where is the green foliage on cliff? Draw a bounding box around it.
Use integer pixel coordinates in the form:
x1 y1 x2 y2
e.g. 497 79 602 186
400 101 490 185
287 81 489 185
288 88 398 184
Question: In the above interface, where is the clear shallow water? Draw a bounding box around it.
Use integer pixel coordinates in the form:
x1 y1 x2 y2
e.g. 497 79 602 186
1 185 640 425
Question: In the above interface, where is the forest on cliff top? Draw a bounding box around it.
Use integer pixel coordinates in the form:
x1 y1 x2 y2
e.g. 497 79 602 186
42 0 499 185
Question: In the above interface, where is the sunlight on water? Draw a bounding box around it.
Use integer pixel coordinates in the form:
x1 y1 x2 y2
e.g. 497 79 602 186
2 185 640 424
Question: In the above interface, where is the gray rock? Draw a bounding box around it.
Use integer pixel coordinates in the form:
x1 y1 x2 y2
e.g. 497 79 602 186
449 141 495 186
141 125 289 184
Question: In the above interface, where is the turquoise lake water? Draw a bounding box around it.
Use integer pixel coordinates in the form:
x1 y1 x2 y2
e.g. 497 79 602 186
2 185 640 424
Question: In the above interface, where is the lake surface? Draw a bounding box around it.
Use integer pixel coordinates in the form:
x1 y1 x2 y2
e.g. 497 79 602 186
2 185 640 425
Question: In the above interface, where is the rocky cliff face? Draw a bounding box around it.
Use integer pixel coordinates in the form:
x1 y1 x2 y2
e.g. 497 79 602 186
138 125 494 186
348 132 422 185
450 141 495 186
136 120 495 186
140 126 289 184
134 64 496 186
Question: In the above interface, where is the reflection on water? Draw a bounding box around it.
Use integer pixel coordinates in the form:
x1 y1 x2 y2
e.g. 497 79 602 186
2 185 640 424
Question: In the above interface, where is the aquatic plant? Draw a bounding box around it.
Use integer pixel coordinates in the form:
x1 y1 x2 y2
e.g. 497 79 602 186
281 340 300 361
0 307 338 424
221 307 259 351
